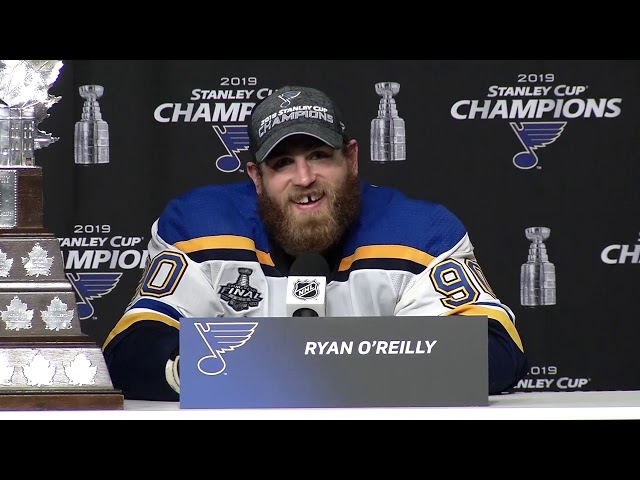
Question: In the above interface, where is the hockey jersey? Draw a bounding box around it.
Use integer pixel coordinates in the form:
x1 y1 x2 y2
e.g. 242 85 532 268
103 180 527 400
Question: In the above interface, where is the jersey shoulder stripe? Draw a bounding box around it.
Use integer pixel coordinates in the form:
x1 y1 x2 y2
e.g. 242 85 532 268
156 181 271 253
175 235 275 267
348 183 467 258
339 244 435 271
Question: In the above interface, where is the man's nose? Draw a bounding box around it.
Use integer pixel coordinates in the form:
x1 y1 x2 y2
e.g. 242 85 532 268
292 158 315 187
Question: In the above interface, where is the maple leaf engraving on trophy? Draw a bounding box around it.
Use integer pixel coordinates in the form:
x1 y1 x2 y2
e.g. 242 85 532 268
23 352 56 386
41 296 74 331
64 353 97 386
1 296 34 331
21 243 54 277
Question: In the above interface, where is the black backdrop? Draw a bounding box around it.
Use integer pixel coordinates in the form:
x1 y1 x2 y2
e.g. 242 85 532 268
35 59 639 392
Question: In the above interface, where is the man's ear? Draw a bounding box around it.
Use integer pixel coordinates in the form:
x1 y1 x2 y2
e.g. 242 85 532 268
246 162 262 193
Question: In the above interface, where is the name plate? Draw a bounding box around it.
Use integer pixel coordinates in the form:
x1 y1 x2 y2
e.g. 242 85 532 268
180 315 488 409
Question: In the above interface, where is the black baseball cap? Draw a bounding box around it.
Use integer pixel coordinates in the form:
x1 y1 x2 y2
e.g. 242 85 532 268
248 86 348 163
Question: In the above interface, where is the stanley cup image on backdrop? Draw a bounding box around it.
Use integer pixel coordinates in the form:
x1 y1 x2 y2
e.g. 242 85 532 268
521 226 556 307
74 84 109 165
370 82 406 163
0 60 122 410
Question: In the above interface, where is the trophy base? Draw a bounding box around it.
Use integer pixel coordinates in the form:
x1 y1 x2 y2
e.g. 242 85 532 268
0 390 124 411
0 165 123 411
0 335 124 411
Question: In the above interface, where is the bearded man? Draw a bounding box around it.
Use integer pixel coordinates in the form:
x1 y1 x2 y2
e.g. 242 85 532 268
103 86 528 401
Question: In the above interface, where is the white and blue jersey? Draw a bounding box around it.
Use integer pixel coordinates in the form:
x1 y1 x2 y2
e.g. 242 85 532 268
103 180 527 400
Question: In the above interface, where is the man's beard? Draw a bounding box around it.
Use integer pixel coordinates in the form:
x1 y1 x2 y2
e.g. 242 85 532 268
258 171 361 257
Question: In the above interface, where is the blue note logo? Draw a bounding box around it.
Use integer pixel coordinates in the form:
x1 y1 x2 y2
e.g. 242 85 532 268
278 91 301 108
510 122 566 169
212 125 250 173
66 272 122 320
194 321 258 375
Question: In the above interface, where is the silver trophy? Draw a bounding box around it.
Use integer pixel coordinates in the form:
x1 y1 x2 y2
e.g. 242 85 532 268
0 60 62 230
0 61 62 229
0 61 122 410
370 82 406 162
0 60 61 168
520 227 556 307
74 85 109 164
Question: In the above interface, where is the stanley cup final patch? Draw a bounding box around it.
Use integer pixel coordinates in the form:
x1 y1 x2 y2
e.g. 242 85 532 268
217 267 264 312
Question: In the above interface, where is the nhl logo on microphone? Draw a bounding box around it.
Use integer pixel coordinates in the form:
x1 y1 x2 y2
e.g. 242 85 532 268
293 279 320 300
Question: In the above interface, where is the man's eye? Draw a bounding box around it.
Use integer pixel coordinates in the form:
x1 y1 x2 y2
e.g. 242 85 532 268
309 151 331 160
269 158 293 170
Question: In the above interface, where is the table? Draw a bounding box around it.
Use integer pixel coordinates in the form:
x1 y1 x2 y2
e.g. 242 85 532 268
1 390 640 419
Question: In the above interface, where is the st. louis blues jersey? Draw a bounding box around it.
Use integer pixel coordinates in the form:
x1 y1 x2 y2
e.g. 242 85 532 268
103 180 527 400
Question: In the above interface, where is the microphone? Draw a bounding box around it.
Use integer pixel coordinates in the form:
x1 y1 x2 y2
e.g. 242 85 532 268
286 252 330 317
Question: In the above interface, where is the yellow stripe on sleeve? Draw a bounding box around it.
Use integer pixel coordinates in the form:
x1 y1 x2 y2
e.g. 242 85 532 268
173 234 274 266
339 245 435 271
102 311 180 350
444 304 524 352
